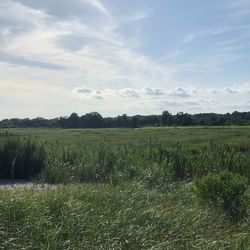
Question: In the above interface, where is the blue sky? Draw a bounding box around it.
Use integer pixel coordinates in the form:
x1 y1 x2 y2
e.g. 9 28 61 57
0 0 250 118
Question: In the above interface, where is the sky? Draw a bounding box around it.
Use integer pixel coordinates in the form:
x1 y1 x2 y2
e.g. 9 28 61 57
1 0 250 118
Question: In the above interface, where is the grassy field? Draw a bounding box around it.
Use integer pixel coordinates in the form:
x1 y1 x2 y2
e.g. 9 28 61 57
0 127 249 249
5 126 250 146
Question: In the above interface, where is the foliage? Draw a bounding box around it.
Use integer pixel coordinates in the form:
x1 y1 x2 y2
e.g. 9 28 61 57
194 171 249 220
1 110 250 128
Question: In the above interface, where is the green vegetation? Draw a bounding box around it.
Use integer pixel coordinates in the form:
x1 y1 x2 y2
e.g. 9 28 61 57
194 171 249 220
1 183 249 250
0 136 46 179
5 126 250 146
1 110 250 129
0 127 249 249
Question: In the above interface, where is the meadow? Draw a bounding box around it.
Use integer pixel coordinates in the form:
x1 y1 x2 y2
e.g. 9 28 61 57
0 127 249 249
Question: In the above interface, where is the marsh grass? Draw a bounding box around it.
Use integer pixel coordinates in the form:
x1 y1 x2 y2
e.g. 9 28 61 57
0 183 249 249
0 137 46 179
0 134 249 185
0 128 249 249
194 171 249 221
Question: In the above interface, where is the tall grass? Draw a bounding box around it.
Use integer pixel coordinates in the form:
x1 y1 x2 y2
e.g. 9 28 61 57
194 171 249 221
0 130 249 248
0 183 249 249
0 135 249 184
0 137 46 179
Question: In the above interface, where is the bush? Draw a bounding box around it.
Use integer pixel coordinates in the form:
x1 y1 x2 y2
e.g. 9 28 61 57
194 171 249 221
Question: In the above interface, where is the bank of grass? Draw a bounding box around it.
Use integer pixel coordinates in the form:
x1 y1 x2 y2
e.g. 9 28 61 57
0 183 249 250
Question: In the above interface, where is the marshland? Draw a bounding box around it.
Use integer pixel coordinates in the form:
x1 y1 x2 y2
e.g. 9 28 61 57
0 127 249 249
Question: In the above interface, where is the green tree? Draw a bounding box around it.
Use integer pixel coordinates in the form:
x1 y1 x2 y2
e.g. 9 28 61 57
162 111 172 125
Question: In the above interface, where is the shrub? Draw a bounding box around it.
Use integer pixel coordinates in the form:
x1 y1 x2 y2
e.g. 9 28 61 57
194 171 249 221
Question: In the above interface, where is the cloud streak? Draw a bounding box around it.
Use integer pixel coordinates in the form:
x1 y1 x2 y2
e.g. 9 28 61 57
82 0 110 16
0 0 173 92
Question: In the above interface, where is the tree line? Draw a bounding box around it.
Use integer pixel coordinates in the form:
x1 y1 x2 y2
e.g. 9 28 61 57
0 111 250 128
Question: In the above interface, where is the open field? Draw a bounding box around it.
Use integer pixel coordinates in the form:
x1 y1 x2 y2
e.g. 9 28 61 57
0 127 249 249
4 126 250 146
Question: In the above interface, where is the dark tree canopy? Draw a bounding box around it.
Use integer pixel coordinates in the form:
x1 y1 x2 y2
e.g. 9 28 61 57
0 111 250 128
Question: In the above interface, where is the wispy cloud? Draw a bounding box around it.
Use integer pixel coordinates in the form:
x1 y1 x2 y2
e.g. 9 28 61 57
0 0 170 93
182 27 232 45
81 0 110 17
0 0 250 118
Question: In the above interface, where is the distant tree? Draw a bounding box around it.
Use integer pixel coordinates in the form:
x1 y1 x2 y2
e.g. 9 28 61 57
10 118 22 127
175 112 193 125
162 111 172 125
143 115 161 126
132 116 138 128
116 114 130 127
68 113 80 128
22 118 31 128
218 116 226 126
209 115 218 126
0 119 13 128
84 112 105 128
58 117 68 128
31 117 48 127
1 110 250 128
104 117 115 128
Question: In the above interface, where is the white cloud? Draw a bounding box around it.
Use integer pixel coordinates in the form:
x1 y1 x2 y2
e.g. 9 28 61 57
74 86 166 99
236 82 250 93
0 0 49 26
207 83 250 95
117 88 140 98
75 87 92 94
225 87 238 94
142 87 165 96
170 88 190 97
0 0 174 94
199 99 219 105
208 89 218 94
72 87 104 100
0 0 250 118
184 101 199 106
